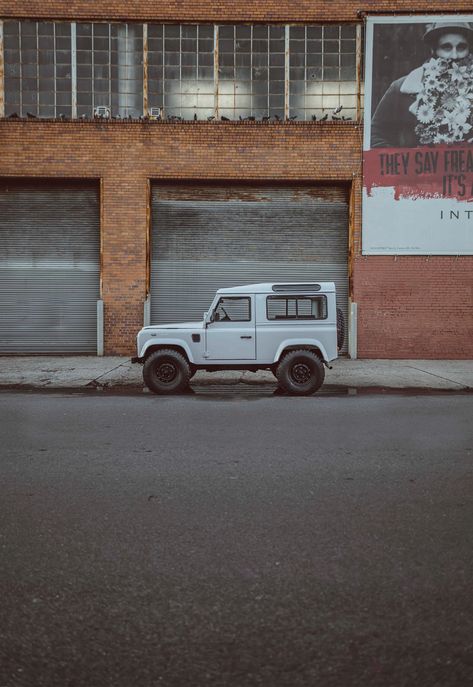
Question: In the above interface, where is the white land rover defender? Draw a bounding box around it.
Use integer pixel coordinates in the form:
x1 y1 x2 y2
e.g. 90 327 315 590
132 282 344 396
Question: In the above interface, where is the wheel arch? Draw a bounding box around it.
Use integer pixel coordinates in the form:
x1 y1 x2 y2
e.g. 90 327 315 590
274 340 328 364
142 342 193 364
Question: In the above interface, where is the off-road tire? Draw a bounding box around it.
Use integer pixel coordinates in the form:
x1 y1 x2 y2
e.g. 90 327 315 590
276 349 325 396
143 349 191 394
336 307 345 350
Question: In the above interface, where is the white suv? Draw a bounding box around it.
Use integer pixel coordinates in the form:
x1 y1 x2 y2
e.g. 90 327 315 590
132 282 343 396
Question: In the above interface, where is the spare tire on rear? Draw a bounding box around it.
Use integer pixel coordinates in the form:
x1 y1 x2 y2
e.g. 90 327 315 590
336 307 345 350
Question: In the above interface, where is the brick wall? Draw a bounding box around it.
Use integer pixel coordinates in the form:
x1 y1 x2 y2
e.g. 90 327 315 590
1 1 472 21
353 257 473 359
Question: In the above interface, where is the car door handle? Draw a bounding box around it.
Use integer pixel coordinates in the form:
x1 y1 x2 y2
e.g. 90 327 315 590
240 335 252 339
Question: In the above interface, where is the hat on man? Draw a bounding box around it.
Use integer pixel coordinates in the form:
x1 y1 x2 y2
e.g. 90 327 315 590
423 21 473 46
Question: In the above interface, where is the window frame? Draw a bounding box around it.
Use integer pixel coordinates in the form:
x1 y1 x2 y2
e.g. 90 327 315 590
213 296 252 323
266 294 328 321
1 20 363 121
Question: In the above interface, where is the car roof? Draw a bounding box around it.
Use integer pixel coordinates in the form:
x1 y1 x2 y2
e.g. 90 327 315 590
216 282 336 294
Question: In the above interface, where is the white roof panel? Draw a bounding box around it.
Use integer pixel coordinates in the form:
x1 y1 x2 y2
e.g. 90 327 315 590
216 282 336 294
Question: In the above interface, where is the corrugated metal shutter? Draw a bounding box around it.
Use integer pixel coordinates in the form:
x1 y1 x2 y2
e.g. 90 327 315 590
0 180 100 353
151 184 349 353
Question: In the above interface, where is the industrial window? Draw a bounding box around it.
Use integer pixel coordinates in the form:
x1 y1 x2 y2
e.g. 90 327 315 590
218 25 285 121
214 297 251 322
289 25 357 121
266 295 328 320
147 24 214 120
3 20 72 118
2 21 361 121
76 22 143 118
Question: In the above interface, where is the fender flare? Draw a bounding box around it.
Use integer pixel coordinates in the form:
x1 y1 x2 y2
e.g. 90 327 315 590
273 339 329 364
139 339 195 363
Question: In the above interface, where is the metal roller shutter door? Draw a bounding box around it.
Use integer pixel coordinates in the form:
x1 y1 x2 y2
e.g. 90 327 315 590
0 180 100 353
151 184 349 353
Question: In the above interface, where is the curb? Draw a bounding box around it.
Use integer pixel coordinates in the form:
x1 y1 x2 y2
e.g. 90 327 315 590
1 382 472 395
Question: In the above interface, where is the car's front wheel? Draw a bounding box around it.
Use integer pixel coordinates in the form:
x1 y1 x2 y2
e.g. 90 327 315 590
143 349 191 394
276 350 325 396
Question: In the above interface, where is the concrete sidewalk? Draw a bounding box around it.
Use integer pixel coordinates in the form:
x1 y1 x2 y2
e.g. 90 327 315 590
0 356 472 391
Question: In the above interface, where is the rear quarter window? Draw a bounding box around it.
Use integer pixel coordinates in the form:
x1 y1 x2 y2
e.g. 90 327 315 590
266 295 327 320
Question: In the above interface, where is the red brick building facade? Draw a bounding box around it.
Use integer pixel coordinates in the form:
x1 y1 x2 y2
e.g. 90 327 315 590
0 1 472 358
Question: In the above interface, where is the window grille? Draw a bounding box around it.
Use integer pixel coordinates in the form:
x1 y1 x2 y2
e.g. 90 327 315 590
147 24 214 120
217 25 286 121
289 24 357 121
76 22 143 119
2 20 361 121
4 20 72 118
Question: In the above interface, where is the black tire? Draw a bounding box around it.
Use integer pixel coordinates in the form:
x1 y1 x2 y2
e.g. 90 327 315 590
336 307 345 350
143 349 191 394
276 350 325 396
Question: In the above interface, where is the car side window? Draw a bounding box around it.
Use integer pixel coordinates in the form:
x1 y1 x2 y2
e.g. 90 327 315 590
214 297 251 322
266 295 327 320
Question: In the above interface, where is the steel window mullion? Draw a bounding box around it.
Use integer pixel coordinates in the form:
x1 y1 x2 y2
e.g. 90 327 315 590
19 23 22 115
179 24 182 118
266 25 269 116
214 24 218 119
71 22 77 118
284 25 289 120
91 24 95 112
161 26 165 118
35 22 39 116
250 25 253 116
143 23 148 116
197 24 200 94
53 22 57 116
356 22 362 122
304 26 308 121
109 23 111 113
233 25 236 115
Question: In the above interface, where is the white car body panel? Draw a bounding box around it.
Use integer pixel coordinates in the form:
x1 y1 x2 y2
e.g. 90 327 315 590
138 331 202 363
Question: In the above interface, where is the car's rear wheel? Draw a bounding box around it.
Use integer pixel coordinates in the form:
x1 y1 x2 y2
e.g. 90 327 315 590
276 350 325 396
143 349 191 394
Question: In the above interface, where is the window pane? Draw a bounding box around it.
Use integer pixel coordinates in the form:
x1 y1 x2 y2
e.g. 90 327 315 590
266 296 327 320
288 23 357 119
215 298 251 322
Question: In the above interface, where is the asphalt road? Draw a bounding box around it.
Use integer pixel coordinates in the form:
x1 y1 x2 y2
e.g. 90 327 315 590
1 389 472 687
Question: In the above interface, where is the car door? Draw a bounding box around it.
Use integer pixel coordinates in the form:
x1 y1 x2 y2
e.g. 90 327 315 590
205 295 256 360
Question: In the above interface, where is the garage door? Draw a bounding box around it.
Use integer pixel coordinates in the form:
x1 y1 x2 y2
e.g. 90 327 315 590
150 184 349 352
0 180 100 353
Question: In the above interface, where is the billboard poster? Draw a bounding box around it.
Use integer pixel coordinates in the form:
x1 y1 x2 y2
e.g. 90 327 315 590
363 15 473 254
